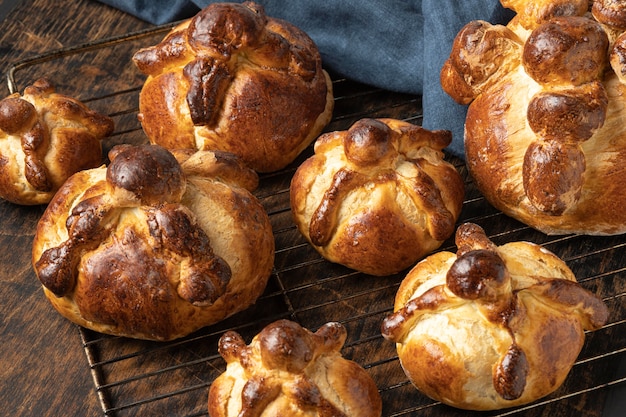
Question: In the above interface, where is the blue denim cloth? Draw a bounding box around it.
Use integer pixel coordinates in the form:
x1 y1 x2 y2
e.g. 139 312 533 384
97 0 514 158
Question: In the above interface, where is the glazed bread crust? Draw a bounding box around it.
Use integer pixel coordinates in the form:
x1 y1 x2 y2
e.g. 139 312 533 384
32 144 274 341
441 1 626 235
0 78 113 205
208 320 382 417
382 223 608 410
132 1 333 173
290 118 464 276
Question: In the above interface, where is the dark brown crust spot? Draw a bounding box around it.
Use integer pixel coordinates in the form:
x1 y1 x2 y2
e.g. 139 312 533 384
504 0 588 29
526 82 608 142
446 249 509 300
522 140 586 215
107 144 185 204
454 222 497 256
441 20 521 104
34 244 75 297
218 330 249 364
147 204 231 306
75 228 177 339
313 321 347 353
493 343 529 400
21 122 52 191
0 97 37 134
183 57 233 126
187 1 266 56
343 118 393 166
240 376 282 416
258 319 315 373
35 195 111 296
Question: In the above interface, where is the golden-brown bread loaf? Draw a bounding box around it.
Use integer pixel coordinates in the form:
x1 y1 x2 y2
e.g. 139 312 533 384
441 1 626 235
132 1 334 173
208 319 382 417
381 222 609 410
290 118 465 276
0 78 113 205
31 144 274 341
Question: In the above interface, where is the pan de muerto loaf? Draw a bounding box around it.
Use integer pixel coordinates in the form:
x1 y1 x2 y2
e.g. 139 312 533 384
132 1 333 173
32 144 274 341
441 0 626 235
381 222 608 410
208 320 382 417
0 78 113 205
290 118 464 276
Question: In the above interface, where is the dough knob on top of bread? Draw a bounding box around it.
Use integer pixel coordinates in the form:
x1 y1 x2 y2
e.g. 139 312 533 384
132 1 333 173
526 81 608 142
290 118 464 276
32 144 274 341
106 144 186 204
381 222 609 410
0 78 113 205
522 16 608 86
209 319 382 417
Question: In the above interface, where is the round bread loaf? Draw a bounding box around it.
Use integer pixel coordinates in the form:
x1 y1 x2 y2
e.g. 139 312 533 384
290 118 464 276
31 144 274 341
441 1 626 235
381 222 609 410
0 78 113 205
132 1 334 173
208 319 382 417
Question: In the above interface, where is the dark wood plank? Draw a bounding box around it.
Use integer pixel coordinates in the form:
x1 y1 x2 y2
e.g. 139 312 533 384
0 1 153 415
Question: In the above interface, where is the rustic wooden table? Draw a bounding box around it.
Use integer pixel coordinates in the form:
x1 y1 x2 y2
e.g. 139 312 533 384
0 1 151 415
1 1 625 417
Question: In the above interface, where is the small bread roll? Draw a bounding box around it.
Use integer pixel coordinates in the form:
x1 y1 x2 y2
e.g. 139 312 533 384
381 223 609 411
208 320 382 417
0 78 113 205
31 144 274 341
132 1 333 173
290 118 464 276
441 3 626 235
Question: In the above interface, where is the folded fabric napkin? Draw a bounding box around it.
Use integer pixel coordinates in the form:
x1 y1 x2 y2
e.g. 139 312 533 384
96 0 514 158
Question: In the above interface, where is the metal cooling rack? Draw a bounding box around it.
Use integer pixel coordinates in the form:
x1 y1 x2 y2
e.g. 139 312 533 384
7 24 626 417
